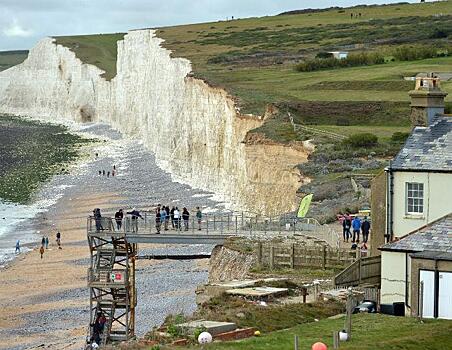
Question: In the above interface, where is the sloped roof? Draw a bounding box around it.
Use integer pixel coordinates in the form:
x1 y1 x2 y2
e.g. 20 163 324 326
391 115 452 172
381 213 452 253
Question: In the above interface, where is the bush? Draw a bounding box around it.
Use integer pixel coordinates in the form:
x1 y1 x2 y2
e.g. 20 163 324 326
315 51 334 59
391 131 410 144
392 45 440 61
295 51 385 72
344 133 378 147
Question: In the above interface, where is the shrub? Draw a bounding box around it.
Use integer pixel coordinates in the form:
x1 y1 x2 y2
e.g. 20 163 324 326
295 51 385 72
391 131 410 144
392 45 439 61
344 133 378 147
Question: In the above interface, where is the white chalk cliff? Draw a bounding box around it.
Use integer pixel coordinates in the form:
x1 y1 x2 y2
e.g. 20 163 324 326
0 30 310 215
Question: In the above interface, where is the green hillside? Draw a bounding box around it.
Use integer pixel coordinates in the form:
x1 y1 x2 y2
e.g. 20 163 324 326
0 50 28 71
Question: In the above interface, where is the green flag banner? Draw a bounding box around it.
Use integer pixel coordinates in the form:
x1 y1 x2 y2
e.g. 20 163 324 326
297 194 313 218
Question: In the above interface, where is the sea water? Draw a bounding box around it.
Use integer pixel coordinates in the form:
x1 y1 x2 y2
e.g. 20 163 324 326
0 201 40 266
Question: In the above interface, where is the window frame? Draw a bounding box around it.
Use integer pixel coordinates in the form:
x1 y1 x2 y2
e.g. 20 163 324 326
405 182 424 215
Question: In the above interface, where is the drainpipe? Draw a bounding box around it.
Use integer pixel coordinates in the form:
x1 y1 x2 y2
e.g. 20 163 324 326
434 259 439 318
385 162 394 243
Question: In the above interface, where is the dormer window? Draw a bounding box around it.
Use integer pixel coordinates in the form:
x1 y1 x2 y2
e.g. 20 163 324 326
406 182 424 214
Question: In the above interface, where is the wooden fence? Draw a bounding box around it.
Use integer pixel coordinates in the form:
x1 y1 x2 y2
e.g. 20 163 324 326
256 243 357 270
333 255 381 287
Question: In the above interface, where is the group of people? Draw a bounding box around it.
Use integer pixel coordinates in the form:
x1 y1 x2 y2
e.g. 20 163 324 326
38 231 62 259
341 214 371 244
153 206 202 233
97 163 117 178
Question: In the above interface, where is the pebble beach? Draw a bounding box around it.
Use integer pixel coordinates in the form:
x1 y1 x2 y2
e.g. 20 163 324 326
0 123 222 349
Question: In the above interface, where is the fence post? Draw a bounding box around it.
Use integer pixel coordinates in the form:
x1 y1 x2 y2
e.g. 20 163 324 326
333 331 339 349
270 245 275 269
257 242 263 268
419 281 424 322
294 335 299 350
206 215 209 234
322 245 327 270
358 255 362 285
291 243 295 269
213 215 216 231
227 214 230 231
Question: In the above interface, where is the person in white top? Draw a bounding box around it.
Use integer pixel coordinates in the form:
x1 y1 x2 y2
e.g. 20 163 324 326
173 207 181 230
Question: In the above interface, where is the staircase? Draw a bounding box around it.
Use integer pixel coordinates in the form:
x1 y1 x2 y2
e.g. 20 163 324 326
87 218 136 348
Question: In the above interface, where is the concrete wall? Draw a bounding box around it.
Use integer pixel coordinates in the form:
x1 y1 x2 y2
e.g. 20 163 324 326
370 171 386 256
392 171 452 237
410 258 452 317
381 251 408 305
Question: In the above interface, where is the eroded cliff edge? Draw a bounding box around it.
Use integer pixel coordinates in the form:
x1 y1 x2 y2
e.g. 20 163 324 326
0 30 310 215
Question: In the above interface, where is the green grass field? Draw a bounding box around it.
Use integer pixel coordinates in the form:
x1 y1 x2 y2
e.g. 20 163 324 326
166 314 452 350
0 50 28 71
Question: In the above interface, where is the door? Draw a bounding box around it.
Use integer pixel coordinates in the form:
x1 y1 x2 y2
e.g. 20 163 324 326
439 272 452 319
419 270 435 318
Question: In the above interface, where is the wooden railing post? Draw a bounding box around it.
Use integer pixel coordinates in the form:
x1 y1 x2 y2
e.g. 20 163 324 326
270 245 275 269
257 242 263 268
291 243 295 269
322 245 327 270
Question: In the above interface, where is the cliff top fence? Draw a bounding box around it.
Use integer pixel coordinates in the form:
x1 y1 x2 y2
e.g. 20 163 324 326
256 242 357 271
87 212 341 247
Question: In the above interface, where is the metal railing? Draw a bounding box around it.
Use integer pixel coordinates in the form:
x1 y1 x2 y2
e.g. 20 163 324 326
87 213 341 247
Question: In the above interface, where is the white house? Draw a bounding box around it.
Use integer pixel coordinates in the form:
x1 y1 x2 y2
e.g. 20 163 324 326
379 74 452 318
328 51 348 59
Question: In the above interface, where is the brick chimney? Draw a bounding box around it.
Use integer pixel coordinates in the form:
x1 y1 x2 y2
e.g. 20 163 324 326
409 73 448 127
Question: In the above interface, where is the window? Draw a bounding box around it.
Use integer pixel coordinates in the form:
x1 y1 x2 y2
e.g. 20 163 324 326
406 182 424 214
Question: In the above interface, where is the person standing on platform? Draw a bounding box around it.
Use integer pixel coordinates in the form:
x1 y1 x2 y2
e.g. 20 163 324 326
115 209 124 231
196 207 202 231
174 207 181 230
182 207 190 231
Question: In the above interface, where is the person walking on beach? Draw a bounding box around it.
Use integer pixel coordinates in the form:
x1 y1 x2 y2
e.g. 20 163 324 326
115 209 124 231
15 240 20 254
352 216 361 243
170 206 175 228
196 207 202 231
127 208 143 233
56 231 62 249
98 170 101 176
361 216 371 243
342 214 351 243
173 207 181 230
182 208 190 231
45 236 49 249
39 245 45 259
41 236 45 247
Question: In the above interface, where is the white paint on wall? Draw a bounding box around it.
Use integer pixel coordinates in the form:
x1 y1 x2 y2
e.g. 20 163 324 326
381 250 406 305
392 171 452 237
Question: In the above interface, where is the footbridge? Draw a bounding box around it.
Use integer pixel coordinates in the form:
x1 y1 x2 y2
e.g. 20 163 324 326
86 212 340 346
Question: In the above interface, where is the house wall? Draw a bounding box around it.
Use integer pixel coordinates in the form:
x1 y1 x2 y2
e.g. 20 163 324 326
381 251 409 306
392 171 452 237
370 171 386 256
410 258 452 317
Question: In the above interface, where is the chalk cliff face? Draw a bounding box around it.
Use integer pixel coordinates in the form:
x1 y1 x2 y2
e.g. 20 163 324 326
0 30 310 215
